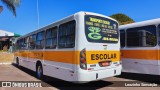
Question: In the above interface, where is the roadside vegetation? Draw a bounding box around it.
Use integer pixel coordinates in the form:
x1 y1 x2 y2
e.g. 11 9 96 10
110 13 135 25
0 0 21 17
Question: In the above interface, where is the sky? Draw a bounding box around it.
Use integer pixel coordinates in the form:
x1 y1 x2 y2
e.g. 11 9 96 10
0 0 160 35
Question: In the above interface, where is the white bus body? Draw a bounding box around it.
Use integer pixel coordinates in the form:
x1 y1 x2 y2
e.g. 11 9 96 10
120 18 160 75
14 12 121 82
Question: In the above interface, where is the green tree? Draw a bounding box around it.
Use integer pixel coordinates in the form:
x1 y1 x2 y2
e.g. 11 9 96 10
110 13 135 25
0 0 20 17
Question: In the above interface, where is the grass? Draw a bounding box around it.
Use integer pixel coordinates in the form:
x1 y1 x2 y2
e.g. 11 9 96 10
0 52 14 63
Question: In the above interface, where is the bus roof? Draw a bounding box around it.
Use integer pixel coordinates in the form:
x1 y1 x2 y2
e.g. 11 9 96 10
119 18 160 30
18 11 118 39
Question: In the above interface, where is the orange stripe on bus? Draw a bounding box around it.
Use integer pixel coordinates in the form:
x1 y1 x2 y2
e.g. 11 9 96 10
121 50 158 60
14 50 120 64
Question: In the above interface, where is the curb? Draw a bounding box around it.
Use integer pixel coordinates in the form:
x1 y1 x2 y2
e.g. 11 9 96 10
0 62 12 65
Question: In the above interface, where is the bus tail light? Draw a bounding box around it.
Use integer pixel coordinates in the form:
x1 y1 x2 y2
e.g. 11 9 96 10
120 52 123 61
80 48 87 70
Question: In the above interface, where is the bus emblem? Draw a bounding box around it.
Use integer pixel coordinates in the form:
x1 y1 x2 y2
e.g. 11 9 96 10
88 26 102 40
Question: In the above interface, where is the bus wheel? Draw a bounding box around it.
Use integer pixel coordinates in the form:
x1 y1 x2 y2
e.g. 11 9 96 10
36 63 43 80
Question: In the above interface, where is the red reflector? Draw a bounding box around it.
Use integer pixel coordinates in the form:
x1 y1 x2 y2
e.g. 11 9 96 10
88 68 92 70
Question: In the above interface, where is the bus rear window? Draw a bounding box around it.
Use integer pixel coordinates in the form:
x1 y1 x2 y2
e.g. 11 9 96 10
85 15 119 43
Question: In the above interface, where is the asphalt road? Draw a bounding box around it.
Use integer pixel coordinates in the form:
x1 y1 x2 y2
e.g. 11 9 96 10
0 64 159 90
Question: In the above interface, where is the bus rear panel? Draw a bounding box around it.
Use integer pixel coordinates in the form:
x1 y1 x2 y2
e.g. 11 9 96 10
76 12 121 82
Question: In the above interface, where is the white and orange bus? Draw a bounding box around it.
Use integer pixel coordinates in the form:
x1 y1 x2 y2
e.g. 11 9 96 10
14 11 121 82
120 18 160 75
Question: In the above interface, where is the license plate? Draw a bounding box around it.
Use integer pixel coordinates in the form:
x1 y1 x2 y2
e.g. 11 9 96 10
101 62 110 66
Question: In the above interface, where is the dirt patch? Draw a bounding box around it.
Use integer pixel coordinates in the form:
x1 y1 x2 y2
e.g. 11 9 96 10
0 52 14 63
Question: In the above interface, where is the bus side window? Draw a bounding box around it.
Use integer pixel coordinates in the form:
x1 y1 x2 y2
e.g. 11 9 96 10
58 20 76 48
23 37 28 50
19 39 23 50
127 25 156 47
36 31 45 49
45 27 57 49
120 30 125 47
16 40 20 50
29 34 36 50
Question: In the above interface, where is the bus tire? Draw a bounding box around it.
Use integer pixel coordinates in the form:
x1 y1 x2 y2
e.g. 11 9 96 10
36 62 43 80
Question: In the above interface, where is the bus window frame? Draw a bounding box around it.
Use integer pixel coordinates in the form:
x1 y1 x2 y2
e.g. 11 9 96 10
36 31 45 49
29 34 37 50
45 26 58 49
18 37 28 50
58 20 76 49
24 37 29 50
157 24 160 46
120 29 126 48
126 25 157 48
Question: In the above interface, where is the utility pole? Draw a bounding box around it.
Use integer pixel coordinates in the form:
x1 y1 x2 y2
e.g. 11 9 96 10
37 0 40 29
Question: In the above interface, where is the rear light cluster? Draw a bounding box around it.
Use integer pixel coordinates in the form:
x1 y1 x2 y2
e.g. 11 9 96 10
80 48 87 70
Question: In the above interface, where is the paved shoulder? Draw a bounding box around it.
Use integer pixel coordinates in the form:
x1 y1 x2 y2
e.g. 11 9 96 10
0 65 57 90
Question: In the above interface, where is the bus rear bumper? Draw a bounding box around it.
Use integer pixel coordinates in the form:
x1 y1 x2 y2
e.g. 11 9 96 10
77 66 122 82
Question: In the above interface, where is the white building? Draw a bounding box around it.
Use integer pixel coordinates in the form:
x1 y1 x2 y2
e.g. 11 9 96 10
0 30 20 50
